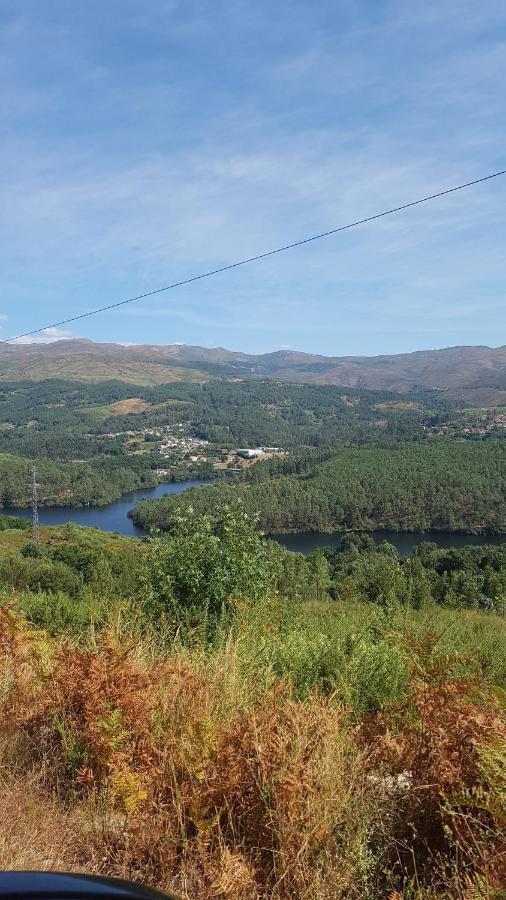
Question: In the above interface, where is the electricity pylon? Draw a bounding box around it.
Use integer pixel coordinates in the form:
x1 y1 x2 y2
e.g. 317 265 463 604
31 465 39 545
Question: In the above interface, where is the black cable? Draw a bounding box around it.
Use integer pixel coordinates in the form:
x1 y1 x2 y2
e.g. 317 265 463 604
2 168 505 344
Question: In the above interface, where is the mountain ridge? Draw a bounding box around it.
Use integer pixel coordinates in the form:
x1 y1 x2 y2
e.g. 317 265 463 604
1 339 505 404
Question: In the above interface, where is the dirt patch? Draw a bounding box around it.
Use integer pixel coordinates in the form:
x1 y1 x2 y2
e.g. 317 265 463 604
374 401 422 412
108 398 150 415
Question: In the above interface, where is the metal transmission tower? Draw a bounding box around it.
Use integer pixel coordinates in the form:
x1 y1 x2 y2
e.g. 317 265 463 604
31 465 39 545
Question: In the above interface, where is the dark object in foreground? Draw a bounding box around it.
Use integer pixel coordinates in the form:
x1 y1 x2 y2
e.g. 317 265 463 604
0 873 179 899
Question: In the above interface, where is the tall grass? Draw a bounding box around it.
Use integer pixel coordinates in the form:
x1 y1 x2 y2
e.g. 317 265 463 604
0 599 504 898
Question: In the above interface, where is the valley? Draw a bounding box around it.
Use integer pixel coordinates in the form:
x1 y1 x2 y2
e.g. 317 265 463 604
0 352 504 523
0 340 504 897
4 2 506 894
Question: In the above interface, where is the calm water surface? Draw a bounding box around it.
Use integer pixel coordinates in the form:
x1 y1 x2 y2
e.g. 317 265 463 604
273 530 505 556
7 482 505 554
7 480 209 537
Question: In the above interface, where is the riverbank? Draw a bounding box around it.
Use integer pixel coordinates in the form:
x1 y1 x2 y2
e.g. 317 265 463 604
3 482 505 558
4 477 505 554
4 480 210 537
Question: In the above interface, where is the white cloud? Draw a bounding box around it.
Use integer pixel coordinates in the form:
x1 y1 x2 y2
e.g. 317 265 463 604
11 326 75 344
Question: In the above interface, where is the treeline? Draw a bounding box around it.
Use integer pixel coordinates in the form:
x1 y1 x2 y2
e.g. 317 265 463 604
322 533 506 613
1 509 505 627
132 441 506 534
0 453 158 508
266 532 506 614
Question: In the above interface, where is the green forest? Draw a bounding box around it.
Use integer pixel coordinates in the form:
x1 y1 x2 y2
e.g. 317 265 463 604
0 376 502 512
133 440 506 534
0 376 453 453
0 453 160 507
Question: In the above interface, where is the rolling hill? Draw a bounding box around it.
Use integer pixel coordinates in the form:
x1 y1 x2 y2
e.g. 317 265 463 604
0 340 207 385
0 339 505 404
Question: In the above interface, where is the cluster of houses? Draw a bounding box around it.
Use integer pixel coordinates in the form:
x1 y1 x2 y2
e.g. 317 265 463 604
159 434 209 459
85 427 163 439
86 421 285 468
426 411 506 438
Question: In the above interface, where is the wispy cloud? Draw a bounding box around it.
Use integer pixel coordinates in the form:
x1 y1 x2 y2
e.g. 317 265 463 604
0 0 505 354
11 327 75 344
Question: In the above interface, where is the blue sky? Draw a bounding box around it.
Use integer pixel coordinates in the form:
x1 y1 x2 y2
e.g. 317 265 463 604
1 0 505 355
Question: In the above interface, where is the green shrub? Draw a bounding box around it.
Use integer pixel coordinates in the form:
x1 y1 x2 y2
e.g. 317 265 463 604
237 597 410 710
18 589 109 636
141 503 275 643
0 553 82 596
0 515 30 532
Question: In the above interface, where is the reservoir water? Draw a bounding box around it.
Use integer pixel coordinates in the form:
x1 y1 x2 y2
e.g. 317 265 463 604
273 530 506 556
6 480 208 537
6 482 505 554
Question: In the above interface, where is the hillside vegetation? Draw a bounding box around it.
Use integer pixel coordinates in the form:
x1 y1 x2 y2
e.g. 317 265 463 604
1 375 503 514
0 508 504 897
133 441 506 534
0 376 467 508
0 452 159 507
0 343 206 385
0 377 451 454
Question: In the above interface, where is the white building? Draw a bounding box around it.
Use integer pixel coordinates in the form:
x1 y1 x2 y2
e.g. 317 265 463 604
236 448 264 459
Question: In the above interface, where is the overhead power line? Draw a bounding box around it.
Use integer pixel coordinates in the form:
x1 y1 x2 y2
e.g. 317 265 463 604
3 167 505 344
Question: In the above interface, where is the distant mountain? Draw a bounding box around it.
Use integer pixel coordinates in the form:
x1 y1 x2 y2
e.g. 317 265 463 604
1 339 505 405
0 340 208 386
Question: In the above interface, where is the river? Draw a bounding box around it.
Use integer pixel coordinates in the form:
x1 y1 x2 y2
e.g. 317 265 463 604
6 480 208 537
6 481 505 554
273 530 506 556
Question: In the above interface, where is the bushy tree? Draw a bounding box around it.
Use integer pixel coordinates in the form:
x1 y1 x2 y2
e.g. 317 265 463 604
141 503 274 641
403 556 433 609
306 549 332 602
353 553 407 609
0 553 81 596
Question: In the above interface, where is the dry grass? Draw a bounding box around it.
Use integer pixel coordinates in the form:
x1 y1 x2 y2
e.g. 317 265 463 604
360 634 506 893
0 778 92 872
0 607 504 898
107 398 151 415
0 354 207 386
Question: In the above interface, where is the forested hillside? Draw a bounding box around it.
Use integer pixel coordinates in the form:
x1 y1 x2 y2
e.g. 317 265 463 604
0 376 474 508
0 453 158 507
133 441 506 534
0 377 453 453
1 373 503 519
